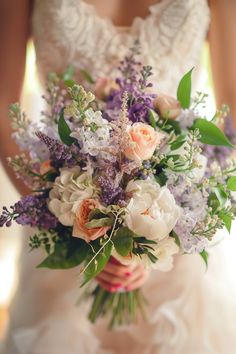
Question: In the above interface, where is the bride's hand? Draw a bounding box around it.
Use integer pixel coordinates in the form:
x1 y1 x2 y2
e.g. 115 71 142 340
96 258 149 293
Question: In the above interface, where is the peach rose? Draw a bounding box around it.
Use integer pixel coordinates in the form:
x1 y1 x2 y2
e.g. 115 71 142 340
153 94 181 120
40 160 54 175
73 199 110 242
124 123 159 162
94 77 119 100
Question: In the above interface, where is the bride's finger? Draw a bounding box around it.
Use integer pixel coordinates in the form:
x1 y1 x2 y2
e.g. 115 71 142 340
96 277 124 292
97 268 148 293
96 269 127 286
103 261 136 278
125 271 149 292
97 264 145 290
121 265 146 288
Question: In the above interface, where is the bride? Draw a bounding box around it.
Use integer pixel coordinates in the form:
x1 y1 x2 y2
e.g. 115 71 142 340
1 0 236 353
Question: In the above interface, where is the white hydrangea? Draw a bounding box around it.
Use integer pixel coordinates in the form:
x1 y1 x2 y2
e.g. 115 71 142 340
48 166 96 226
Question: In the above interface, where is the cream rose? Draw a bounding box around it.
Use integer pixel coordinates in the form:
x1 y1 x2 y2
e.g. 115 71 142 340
124 179 181 240
48 166 95 226
153 94 181 120
124 123 159 163
73 199 110 242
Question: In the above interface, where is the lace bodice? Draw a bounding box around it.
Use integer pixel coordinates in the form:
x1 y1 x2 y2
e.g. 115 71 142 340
32 0 210 95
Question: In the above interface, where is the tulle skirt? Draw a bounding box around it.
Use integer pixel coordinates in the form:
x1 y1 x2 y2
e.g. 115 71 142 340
2 224 236 354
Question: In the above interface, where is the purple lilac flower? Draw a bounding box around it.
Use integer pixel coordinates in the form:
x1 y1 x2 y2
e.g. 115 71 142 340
98 176 126 206
0 195 58 229
167 174 209 253
104 49 156 123
128 100 152 123
41 82 67 122
174 208 208 253
35 131 81 168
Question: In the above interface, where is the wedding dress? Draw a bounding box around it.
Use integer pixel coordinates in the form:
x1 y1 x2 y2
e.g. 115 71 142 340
3 1 236 353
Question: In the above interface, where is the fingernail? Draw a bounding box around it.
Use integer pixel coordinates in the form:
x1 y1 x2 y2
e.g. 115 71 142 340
125 272 132 277
110 257 121 265
110 285 121 293
109 284 122 293
113 284 122 289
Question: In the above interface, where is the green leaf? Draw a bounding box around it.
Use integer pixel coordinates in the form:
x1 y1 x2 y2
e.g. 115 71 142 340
219 212 232 233
192 118 234 148
88 208 107 221
154 172 167 187
64 79 76 88
208 193 220 212
80 69 95 84
148 109 158 129
37 238 88 269
61 66 75 81
212 186 228 207
200 250 208 270
82 241 112 285
147 252 158 263
113 227 134 257
177 67 194 109
85 217 113 229
227 176 236 191
133 236 157 245
171 231 181 247
162 119 181 134
170 134 186 151
42 171 58 182
58 110 76 146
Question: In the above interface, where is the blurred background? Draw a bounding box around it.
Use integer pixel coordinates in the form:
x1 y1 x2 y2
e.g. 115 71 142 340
0 40 215 343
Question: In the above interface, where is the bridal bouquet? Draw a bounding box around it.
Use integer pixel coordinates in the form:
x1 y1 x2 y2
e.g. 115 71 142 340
1 46 236 327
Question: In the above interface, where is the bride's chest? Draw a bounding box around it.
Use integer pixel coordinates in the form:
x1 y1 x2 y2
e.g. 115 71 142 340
32 0 210 94
83 0 160 27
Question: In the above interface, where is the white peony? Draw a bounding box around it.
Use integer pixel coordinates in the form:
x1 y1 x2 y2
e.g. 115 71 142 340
151 238 179 271
124 179 181 240
48 166 95 226
112 238 179 272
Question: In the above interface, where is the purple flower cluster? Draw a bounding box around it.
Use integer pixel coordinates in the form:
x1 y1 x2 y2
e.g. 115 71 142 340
128 98 153 123
167 175 209 253
0 195 58 229
35 132 80 168
105 48 155 123
98 176 126 206
41 81 67 122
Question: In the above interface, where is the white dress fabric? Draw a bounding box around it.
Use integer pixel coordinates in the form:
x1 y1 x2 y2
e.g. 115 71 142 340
3 0 236 353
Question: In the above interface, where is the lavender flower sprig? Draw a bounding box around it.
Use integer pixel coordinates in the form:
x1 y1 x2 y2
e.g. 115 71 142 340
0 195 58 230
35 131 81 168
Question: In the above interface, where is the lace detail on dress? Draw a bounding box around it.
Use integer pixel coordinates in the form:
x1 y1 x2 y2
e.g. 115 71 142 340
32 0 210 95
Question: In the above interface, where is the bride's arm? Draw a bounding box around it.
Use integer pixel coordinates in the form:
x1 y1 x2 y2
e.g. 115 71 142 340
208 0 236 127
0 0 31 195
